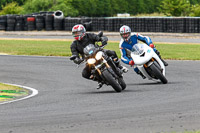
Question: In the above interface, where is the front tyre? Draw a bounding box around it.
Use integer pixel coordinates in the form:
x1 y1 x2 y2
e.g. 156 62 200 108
149 63 168 84
102 70 122 92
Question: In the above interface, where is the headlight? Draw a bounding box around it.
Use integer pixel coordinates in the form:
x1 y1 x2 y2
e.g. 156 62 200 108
87 58 96 64
95 51 103 60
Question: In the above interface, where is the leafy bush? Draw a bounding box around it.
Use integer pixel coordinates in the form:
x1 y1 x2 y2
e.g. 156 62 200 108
22 0 54 14
0 2 24 15
22 0 78 16
190 4 200 16
158 0 191 16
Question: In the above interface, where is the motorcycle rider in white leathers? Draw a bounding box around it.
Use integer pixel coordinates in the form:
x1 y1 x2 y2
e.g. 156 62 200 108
119 25 168 79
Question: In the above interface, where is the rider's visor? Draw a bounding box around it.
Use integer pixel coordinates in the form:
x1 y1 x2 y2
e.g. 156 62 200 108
121 32 130 39
72 31 82 37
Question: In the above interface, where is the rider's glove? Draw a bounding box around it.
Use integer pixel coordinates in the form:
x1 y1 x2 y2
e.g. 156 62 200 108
74 58 83 64
101 40 107 47
100 37 107 47
149 43 155 48
129 60 134 66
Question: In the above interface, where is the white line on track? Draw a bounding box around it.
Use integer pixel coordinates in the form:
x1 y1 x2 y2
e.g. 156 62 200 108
0 83 38 105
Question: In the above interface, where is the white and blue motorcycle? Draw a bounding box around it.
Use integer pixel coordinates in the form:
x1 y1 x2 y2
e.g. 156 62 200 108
127 43 168 84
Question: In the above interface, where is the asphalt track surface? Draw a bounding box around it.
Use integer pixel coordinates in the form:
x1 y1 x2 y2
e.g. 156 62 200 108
0 55 200 133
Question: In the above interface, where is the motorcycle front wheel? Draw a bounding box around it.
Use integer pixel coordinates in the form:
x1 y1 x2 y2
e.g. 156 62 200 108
149 63 168 84
102 70 122 92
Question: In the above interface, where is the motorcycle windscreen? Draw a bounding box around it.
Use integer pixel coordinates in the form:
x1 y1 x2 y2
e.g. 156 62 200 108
131 43 144 55
83 44 97 56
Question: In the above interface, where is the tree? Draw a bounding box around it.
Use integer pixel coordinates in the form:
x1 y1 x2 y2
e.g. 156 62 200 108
50 0 78 17
158 0 191 16
22 0 54 14
0 2 24 15
189 0 200 4
0 0 26 10
190 4 200 16
22 0 78 16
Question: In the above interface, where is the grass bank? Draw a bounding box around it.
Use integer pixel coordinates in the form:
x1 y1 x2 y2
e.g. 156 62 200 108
0 39 200 60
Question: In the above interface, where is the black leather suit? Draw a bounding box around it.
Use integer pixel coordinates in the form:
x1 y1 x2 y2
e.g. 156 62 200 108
70 33 119 80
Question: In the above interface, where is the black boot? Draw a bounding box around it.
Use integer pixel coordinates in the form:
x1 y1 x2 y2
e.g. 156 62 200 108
97 82 103 89
155 50 168 66
114 58 128 73
137 71 146 79
160 58 168 66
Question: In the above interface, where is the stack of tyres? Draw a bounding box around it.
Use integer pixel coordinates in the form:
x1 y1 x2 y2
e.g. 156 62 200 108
173 18 184 33
36 15 45 31
15 15 24 31
122 18 132 31
23 15 32 31
64 17 81 31
81 17 92 31
40 11 48 16
98 18 105 31
27 16 36 31
6 15 16 31
138 18 145 32
145 18 162 32
54 18 63 30
166 18 174 32
113 18 121 32
104 18 113 31
45 13 54 31
91 17 105 31
155 18 163 32
0 15 7 30
185 18 199 33
64 17 71 31
131 18 139 32
91 17 98 31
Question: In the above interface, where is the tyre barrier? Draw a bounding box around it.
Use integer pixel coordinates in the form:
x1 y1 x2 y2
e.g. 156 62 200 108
45 13 54 31
36 15 45 31
15 15 24 31
64 17 81 31
0 15 7 30
6 15 16 31
54 18 63 31
0 14 200 33
27 16 36 31
53 10 64 19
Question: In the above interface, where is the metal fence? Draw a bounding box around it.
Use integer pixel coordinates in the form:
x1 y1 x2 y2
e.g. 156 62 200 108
0 14 200 33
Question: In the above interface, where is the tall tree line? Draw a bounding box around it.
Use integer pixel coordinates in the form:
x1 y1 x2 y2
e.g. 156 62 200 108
0 0 200 16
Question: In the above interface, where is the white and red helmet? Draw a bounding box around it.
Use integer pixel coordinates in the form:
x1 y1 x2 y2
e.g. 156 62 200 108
119 25 131 41
72 24 86 41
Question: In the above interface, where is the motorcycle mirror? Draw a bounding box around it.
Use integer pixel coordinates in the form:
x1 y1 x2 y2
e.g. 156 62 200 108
97 31 103 37
70 55 77 60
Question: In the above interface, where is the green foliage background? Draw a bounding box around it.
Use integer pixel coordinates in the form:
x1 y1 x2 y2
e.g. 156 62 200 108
0 0 200 16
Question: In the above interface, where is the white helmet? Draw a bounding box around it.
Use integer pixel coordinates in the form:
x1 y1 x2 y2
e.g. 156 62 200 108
72 24 86 41
119 25 131 41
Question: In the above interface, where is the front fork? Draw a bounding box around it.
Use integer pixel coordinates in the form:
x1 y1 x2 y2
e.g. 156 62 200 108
144 58 154 68
93 57 118 80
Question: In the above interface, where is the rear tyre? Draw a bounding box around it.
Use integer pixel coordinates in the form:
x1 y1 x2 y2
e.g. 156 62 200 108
150 63 168 84
102 70 122 92
118 77 126 90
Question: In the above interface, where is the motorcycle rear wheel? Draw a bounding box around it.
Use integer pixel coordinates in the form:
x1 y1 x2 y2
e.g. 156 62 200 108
118 77 126 90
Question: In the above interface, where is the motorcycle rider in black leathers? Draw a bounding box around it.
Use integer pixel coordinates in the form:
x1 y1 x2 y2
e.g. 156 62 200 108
70 24 128 89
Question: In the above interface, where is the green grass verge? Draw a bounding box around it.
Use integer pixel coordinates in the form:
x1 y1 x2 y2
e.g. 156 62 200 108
0 40 72 56
0 39 200 60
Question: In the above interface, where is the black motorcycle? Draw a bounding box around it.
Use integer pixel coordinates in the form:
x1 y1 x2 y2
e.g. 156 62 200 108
70 33 126 92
